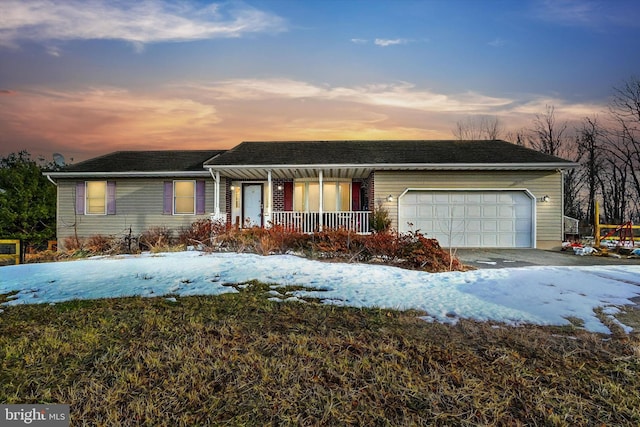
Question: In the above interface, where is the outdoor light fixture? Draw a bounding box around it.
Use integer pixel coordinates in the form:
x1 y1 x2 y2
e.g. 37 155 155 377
386 194 394 202
540 195 550 203
230 185 235 190
276 185 283 191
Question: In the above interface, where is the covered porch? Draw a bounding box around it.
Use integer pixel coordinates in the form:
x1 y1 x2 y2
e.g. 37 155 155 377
207 165 373 234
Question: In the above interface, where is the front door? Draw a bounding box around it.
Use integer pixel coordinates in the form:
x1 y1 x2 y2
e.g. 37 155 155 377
242 184 263 227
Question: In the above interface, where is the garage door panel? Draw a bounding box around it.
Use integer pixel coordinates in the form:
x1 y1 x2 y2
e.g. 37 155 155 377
400 190 533 248
499 220 514 232
498 233 515 246
416 193 432 203
466 233 482 246
499 205 514 217
482 206 497 217
482 220 498 232
515 219 530 232
482 234 498 246
482 194 498 203
434 194 450 203
466 205 482 217
451 193 466 203
466 219 482 232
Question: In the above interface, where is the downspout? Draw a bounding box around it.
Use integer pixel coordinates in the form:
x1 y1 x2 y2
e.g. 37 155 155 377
46 174 57 186
319 170 323 231
560 169 565 243
266 170 272 227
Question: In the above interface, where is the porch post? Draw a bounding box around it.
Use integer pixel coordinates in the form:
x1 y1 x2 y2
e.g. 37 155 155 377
318 170 323 231
215 171 221 216
266 169 272 227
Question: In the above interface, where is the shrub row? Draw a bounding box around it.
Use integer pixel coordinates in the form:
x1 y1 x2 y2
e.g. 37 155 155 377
36 219 462 272
204 220 463 272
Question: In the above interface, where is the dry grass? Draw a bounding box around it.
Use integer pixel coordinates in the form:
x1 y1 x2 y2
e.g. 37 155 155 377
1 284 639 426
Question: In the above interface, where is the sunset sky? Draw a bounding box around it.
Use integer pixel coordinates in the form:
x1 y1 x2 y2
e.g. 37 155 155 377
1 0 639 163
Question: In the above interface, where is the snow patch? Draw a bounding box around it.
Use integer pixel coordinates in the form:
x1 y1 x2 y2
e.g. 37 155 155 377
1 251 639 334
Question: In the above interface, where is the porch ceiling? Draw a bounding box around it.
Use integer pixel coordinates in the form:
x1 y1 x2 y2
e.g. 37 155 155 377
210 166 374 180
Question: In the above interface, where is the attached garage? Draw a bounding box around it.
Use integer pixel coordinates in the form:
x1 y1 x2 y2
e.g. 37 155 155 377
399 190 535 248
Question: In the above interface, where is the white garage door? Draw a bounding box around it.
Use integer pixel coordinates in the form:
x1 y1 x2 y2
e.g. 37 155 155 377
399 190 533 248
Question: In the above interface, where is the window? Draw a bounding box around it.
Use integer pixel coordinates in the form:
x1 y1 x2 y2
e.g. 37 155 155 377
294 181 351 212
174 180 195 214
76 181 115 215
86 181 107 215
163 180 205 215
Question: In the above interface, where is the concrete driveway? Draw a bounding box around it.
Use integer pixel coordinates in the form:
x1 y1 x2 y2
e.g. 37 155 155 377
455 248 640 269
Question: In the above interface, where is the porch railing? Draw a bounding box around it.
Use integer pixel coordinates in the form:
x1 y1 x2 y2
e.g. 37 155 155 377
270 211 371 234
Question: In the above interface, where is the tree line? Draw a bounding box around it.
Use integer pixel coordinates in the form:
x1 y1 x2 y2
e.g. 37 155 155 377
0 151 57 250
454 76 640 228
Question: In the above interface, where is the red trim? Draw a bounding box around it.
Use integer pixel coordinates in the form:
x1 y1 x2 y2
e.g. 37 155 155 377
351 181 361 211
283 181 293 211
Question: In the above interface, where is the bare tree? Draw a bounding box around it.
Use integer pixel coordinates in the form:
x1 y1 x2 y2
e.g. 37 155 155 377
452 115 503 140
608 76 640 220
528 105 568 157
597 157 629 223
576 116 604 224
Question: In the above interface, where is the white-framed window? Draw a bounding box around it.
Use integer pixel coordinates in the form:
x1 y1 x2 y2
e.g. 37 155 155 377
174 180 196 215
86 181 107 215
294 181 351 212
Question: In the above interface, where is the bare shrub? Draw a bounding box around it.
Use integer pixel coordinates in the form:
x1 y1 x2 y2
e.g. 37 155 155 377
179 219 215 249
62 236 84 251
86 234 113 254
139 227 174 252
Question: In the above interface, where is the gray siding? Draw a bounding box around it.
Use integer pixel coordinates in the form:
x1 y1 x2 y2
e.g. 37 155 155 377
56 178 226 248
373 170 563 249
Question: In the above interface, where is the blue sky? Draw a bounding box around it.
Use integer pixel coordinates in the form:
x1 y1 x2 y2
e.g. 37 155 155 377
1 0 639 162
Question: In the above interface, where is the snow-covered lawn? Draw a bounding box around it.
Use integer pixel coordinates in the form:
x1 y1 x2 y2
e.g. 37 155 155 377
2 251 640 334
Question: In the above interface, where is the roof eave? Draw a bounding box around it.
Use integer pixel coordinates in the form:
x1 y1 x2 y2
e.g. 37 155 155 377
45 171 211 178
204 162 578 171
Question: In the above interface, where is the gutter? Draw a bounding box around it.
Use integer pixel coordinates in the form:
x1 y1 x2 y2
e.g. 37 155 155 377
46 171 211 178
203 162 579 171
45 173 57 186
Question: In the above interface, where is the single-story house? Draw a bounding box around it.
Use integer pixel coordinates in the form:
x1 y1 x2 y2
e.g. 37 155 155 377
46 140 577 250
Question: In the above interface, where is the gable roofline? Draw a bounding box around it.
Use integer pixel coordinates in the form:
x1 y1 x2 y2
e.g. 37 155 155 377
203 140 577 168
46 149 224 177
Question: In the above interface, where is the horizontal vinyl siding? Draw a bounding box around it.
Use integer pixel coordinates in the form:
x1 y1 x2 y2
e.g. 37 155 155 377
373 170 563 247
56 178 225 247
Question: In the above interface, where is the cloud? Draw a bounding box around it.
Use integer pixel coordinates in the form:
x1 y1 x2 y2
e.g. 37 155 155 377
350 38 368 44
374 38 410 47
179 78 514 113
488 38 507 47
531 0 639 28
0 79 610 161
0 0 287 49
0 87 223 158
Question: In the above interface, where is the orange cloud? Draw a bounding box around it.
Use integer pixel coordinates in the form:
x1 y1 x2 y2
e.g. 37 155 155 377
0 79 610 162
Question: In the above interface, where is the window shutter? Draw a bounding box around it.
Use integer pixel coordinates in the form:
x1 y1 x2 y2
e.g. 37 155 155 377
163 181 173 214
75 182 85 215
283 181 293 211
106 181 116 215
195 180 206 214
351 182 361 211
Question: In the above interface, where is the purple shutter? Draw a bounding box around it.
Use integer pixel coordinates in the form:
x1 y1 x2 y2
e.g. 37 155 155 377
196 180 206 214
163 181 173 214
75 182 85 214
106 181 116 215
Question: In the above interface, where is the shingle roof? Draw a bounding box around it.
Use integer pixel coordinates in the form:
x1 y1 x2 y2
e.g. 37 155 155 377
203 140 572 166
62 150 224 173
